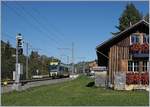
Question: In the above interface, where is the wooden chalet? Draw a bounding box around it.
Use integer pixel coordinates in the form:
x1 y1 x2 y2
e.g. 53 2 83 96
96 20 149 87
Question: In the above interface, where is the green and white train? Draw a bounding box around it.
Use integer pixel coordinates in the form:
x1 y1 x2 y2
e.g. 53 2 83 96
48 61 70 78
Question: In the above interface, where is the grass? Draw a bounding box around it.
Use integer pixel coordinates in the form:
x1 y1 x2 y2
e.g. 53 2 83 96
1 75 149 106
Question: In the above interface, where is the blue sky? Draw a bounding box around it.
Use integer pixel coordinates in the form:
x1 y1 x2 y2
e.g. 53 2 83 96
1 1 149 63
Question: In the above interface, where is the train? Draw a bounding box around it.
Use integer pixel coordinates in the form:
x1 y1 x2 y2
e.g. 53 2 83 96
2 60 70 86
48 61 70 78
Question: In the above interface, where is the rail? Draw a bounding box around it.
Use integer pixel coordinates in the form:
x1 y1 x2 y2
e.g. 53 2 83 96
1 76 69 86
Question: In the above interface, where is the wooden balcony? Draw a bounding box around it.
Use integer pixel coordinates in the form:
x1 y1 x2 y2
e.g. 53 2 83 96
129 43 149 58
132 52 149 58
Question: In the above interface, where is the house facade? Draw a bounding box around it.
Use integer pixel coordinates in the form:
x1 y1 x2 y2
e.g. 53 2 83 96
88 60 98 71
96 20 149 88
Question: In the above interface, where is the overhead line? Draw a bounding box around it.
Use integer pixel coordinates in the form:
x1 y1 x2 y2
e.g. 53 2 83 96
15 2 63 47
31 7 69 44
3 2 60 49
2 32 44 55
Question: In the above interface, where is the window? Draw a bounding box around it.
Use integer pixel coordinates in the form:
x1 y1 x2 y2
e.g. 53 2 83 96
128 61 133 71
131 34 140 44
143 34 149 43
131 35 135 44
143 61 147 71
128 61 139 71
135 36 140 43
134 61 139 71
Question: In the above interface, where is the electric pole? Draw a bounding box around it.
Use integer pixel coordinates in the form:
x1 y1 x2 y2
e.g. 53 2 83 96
67 56 69 64
26 42 29 80
57 42 75 75
76 57 86 74
83 61 85 74
15 35 19 84
72 42 74 74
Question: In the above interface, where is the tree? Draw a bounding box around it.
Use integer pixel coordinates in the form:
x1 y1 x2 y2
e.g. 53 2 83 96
112 3 142 35
1 40 63 80
40 55 49 75
1 41 15 80
28 51 40 78
144 13 149 22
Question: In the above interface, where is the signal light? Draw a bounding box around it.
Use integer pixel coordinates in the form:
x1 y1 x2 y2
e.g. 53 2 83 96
16 33 23 55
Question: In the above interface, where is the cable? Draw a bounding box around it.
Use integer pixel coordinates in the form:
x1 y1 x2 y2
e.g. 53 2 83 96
2 32 45 55
31 7 70 45
2 2 60 49
15 2 63 47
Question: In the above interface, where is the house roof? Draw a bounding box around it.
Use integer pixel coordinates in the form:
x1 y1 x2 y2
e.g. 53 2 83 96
96 19 149 50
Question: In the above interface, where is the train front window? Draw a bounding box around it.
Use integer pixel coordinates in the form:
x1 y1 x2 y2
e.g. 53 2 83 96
51 65 57 70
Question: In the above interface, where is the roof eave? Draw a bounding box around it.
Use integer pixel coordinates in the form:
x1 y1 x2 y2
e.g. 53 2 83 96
96 20 149 50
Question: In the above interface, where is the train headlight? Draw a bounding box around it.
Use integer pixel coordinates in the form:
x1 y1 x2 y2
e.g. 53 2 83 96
3 81 8 86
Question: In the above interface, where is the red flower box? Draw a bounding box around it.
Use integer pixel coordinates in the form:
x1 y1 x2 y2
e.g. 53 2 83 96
126 72 149 85
130 43 149 54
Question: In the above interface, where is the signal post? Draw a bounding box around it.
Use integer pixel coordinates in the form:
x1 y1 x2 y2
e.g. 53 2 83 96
12 33 23 91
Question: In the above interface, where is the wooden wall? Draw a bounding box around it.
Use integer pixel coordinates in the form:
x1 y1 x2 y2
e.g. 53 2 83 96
108 36 130 84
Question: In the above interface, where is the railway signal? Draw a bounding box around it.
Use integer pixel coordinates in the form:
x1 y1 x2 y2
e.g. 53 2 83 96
16 33 23 55
12 33 24 91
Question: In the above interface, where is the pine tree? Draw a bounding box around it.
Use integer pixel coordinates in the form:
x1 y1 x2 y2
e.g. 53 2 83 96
144 13 149 22
112 3 142 35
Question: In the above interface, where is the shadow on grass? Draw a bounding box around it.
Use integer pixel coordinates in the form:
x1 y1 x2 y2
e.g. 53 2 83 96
86 82 95 87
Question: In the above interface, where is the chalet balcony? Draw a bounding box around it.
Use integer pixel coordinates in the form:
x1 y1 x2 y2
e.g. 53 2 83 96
132 53 149 58
129 43 149 58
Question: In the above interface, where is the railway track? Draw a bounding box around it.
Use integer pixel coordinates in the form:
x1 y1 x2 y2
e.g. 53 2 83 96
2 76 69 86
1 76 72 93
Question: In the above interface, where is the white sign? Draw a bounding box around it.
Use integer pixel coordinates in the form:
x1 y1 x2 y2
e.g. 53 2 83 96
13 71 16 80
16 63 23 75
36 69 39 75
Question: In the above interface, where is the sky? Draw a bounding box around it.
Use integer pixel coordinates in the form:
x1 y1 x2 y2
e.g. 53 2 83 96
1 1 149 63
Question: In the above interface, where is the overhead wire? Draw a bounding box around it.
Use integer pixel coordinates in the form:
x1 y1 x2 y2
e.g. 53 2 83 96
2 32 43 56
30 7 70 45
14 2 63 47
2 1 61 56
2 1 60 49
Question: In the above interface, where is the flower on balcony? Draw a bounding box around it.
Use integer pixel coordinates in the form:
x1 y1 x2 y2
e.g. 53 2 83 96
129 43 149 54
141 72 149 85
126 72 149 85
141 43 149 53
